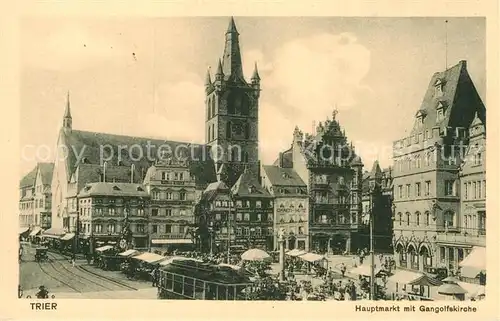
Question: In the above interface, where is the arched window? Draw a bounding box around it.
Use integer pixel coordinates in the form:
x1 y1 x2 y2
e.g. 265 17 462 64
425 152 432 166
240 94 249 115
405 212 411 226
244 123 250 139
226 122 232 139
207 98 211 120
212 124 216 140
424 211 430 226
407 157 412 170
398 212 402 225
415 211 421 226
227 92 237 114
208 126 211 141
242 151 249 162
416 155 421 168
231 148 239 162
211 96 216 118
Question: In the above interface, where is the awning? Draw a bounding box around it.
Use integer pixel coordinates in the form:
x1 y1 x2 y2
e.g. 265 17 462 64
133 252 166 264
60 233 75 241
151 239 193 245
29 227 42 236
43 234 62 239
350 264 382 277
118 249 140 257
458 281 485 298
95 245 114 252
388 270 442 287
43 228 66 236
286 249 307 257
218 263 241 270
459 246 485 272
160 256 203 266
19 227 29 235
298 252 325 262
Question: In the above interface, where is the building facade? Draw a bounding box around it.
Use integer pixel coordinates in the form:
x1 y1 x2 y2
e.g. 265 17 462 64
273 118 364 254
261 165 309 251
33 163 54 230
195 181 236 254
434 111 485 282
144 157 197 252
360 161 394 253
205 17 262 187
77 182 150 252
19 163 54 234
231 168 274 250
391 60 486 274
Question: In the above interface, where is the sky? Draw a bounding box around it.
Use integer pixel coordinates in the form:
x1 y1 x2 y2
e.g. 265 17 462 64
19 17 485 177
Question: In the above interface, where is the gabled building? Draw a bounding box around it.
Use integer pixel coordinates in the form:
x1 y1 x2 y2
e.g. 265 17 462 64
19 163 54 237
32 163 54 231
19 166 37 233
231 168 274 250
261 165 309 251
273 115 364 254
360 161 394 252
391 60 486 273
195 181 236 254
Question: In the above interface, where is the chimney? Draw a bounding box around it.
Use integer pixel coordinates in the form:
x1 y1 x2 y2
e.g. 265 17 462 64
278 152 284 168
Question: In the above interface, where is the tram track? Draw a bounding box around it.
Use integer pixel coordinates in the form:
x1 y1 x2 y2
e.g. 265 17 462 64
46 252 135 292
36 260 82 293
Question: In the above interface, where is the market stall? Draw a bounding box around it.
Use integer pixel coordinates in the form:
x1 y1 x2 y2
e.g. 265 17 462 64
437 276 467 301
459 246 485 280
131 252 167 280
388 269 442 300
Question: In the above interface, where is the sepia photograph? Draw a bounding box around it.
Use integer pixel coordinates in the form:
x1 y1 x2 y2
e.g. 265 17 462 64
16 14 489 305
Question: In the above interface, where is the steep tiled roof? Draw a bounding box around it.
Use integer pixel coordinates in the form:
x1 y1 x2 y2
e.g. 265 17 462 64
38 163 54 185
262 165 305 187
231 168 271 198
20 166 37 188
61 129 216 188
410 60 486 134
200 181 229 202
78 182 149 197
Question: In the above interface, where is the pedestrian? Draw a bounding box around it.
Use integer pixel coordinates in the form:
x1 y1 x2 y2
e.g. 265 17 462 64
340 263 346 278
71 254 76 267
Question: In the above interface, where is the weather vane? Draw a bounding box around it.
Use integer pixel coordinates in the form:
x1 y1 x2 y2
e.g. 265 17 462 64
332 106 339 120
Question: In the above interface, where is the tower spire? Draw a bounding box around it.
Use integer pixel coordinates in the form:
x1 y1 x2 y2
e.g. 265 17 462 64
251 62 260 81
205 67 212 86
222 16 244 82
445 19 449 70
63 91 72 132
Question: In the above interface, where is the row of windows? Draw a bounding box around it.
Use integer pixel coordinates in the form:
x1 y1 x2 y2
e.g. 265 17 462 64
151 224 185 234
314 192 348 204
212 199 272 209
151 208 190 216
397 181 432 199
314 213 357 224
396 211 432 227
278 214 307 223
80 207 146 216
152 191 188 201
157 171 190 181
78 198 145 206
211 212 273 222
395 153 436 172
463 180 486 200
90 223 146 234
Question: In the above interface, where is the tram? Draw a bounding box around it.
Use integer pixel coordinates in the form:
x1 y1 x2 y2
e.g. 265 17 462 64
157 258 254 300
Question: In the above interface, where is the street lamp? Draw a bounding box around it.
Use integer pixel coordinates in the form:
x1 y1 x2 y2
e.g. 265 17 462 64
369 186 376 300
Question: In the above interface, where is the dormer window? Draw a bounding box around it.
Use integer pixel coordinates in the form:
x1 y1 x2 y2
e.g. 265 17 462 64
415 109 426 128
435 78 444 97
112 185 121 191
436 101 447 122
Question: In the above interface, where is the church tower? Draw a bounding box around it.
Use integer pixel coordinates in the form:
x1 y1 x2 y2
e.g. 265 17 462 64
205 17 260 187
